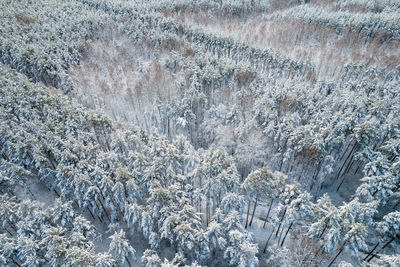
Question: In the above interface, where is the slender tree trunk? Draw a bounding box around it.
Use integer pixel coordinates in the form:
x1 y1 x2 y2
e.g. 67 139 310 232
278 223 285 245
364 242 379 261
382 237 396 250
54 188 61 197
87 207 95 220
208 203 211 226
26 187 36 200
275 208 287 237
368 237 396 262
353 163 362 175
344 159 355 175
318 225 327 239
249 198 258 227
280 222 293 247
393 200 400 210
206 202 209 227
279 154 284 171
337 156 356 191
8 221 17 231
98 194 111 222
125 256 132 267
263 226 275 253
278 140 288 171
335 143 358 181
5 227 12 236
327 245 345 267
73 200 80 210
98 197 111 222
197 201 201 214
339 141 353 162
245 199 251 229
263 198 274 228
315 245 324 257
298 161 310 182
311 160 323 184
310 179 315 191
336 175 347 192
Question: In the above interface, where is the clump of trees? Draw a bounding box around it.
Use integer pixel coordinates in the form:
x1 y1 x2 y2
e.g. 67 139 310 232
0 0 400 265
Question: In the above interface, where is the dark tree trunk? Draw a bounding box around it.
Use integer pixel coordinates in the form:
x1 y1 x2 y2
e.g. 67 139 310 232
335 143 358 181
336 175 347 192
275 208 287 237
263 226 275 253
382 237 396 249
125 256 132 267
263 198 274 228
364 242 379 261
249 198 258 227
353 163 362 175
87 207 95 220
393 200 400 210
368 237 396 262
8 221 17 232
318 224 327 239
327 245 345 267
98 197 111 223
245 199 251 229
280 222 293 247
54 188 61 197
344 159 355 175
5 227 13 236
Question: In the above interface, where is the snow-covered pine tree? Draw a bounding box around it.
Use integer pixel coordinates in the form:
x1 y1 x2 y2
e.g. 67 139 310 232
0 194 17 233
242 167 286 228
220 192 245 215
84 185 108 222
51 198 74 227
366 211 400 262
141 249 162 267
279 191 313 246
112 181 126 213
40 226 70 266
174 204 203 259
72 215 98 241
16 235 42 267
206 220 225 257
311 198 379 266
108 229 135 267
273 182 301 238
95 252 116 267
0 233 17 266
196 148 240 225
224 230 258 267
126 178 142 204
338 261 353 267
262 171 287 228
370 254 400 267
308 193 337 240
124 203 142 230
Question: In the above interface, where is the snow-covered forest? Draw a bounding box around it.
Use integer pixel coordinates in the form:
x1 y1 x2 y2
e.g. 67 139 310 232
0 0 399 266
